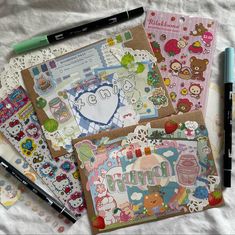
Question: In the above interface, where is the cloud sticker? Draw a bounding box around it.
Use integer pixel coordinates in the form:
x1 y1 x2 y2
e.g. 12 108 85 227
131 192 143 201
163 150 174 157
185 121 198 130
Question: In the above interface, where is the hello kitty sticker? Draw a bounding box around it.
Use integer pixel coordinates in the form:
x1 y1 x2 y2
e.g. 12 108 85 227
145 11 217 113
0 86 86 219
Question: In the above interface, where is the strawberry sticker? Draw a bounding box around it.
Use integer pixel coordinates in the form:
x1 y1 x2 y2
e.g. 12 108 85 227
208 191 222 206
164 120 178 134
92 216 105 229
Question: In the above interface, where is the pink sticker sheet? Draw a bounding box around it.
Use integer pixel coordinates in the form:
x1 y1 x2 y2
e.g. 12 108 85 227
144 11 217 114
0 86 85 218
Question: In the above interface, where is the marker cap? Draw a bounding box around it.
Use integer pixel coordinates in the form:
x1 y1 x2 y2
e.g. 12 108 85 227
225 47 235 83
12 35 49 54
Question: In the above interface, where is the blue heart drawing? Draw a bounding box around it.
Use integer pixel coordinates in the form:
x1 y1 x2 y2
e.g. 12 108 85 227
75 84 120 125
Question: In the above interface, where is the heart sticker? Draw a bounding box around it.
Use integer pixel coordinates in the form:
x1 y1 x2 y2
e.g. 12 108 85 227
74 85 119 125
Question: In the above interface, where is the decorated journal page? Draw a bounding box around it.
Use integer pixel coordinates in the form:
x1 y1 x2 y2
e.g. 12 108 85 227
144 11 217 114
74 110 223 234
22 25 175 158
67 57 174 137
0 86 86 218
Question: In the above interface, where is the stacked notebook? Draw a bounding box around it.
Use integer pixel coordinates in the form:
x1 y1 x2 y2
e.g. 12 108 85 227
0 13 223 234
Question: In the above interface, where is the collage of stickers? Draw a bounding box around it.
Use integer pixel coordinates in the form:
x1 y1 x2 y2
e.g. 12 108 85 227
0 25 174 224
145 11 217 113
74 112 222 233
22 25 174 159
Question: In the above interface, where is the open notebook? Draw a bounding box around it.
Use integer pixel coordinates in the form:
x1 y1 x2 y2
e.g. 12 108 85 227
74 110 223 234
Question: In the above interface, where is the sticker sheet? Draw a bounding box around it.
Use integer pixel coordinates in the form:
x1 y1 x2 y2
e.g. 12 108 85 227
74 110 223 234
0 86 85 218
22 25 175 158
144 11 217 114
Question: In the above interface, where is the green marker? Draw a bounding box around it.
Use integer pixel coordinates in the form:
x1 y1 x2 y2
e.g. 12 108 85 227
13 7 144 54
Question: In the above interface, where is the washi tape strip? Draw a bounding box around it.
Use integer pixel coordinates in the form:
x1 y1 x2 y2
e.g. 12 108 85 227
0 86 85 218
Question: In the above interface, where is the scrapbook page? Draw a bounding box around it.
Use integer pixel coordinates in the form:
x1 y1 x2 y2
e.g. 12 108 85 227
0 86 85 218
22 25 175 158
74 110 223 234
144 11 217 113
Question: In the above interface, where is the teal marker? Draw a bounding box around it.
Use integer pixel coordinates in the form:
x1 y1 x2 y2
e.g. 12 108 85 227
223 47 234 187
12 7 144 54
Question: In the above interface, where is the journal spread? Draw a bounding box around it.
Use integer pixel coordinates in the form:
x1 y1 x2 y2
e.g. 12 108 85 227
74 110 223 234
21 25 175 158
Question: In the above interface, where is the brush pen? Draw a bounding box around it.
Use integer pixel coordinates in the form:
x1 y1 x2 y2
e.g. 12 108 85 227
13 7 144 54
0 156 77 223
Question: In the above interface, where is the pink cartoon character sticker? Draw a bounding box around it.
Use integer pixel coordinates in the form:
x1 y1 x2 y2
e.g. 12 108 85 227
96 196 117 225
53 174 72 195
68 192 85 211
26 123 40 139
202 31 213 47
164 38 187 56
39 162 57 178
6 119 25 141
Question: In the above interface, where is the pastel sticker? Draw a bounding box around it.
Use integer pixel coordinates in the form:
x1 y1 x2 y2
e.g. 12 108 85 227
188 41 203 54
6 119 25 141
34 72 56 96
49 97 71 123
190 56 209 81
74 84 120 125
202 31 213 46
20 138 37 157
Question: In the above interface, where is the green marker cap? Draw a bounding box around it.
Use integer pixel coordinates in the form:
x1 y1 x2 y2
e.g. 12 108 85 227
12 35 49 54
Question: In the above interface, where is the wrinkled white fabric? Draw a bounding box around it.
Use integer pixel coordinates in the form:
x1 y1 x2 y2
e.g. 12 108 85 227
0 0 235 234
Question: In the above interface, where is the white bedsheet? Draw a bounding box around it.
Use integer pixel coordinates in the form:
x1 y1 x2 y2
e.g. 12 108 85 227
0 0 235 234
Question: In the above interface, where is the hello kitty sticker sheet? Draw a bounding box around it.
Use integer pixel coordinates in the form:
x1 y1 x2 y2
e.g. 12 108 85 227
144 11 217 114
74 110 223 234
0 86 86 218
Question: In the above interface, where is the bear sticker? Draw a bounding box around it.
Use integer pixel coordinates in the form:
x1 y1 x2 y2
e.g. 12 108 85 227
190 56 209 81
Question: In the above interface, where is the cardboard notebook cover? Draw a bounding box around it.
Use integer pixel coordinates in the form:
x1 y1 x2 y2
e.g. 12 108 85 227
22 25 175 158
73 110 223 234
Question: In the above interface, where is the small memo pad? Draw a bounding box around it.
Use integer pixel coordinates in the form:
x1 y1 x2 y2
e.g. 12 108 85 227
74 110 223 234
22 25 175 158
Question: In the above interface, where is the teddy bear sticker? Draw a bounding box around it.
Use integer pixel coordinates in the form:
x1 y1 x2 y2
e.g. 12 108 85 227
190 56 209 81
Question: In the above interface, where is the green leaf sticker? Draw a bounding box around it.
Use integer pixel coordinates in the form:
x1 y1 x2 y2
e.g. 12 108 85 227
136 63 145 74
121 53 135 68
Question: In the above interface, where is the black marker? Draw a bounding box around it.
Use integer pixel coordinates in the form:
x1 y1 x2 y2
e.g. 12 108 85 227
0 156 77 223
223 47 234 187
13 7 144 54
